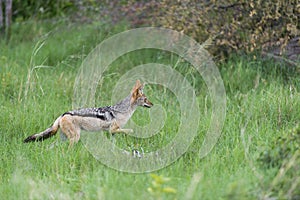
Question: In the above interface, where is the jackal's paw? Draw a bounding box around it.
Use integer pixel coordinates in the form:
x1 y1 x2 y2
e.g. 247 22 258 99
126 129 134 133
120 129 133 134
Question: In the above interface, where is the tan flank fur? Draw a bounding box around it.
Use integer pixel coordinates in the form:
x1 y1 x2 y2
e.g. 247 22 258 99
24 80 153 145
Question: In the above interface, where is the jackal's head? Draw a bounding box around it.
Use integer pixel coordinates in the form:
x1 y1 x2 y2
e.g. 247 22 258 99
130 80 153 108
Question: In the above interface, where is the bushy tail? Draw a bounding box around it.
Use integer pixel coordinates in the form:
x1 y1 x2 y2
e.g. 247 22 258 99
23 116 61 143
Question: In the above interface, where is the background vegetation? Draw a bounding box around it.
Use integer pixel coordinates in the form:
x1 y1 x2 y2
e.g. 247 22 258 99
120 1 299 54
0 0 299 199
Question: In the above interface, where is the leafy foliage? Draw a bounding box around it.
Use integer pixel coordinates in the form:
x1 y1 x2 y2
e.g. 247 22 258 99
258 124 300 199
112 0 300 57
259 125 300 168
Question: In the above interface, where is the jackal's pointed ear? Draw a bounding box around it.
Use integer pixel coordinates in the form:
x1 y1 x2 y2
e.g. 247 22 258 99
131 80 142 94
130 80 143 104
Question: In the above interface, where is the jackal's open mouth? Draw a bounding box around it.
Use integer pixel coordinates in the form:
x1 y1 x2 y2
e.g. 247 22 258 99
144 102 153 108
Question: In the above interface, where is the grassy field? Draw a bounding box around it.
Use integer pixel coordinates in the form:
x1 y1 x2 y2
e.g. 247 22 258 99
0 20 299 200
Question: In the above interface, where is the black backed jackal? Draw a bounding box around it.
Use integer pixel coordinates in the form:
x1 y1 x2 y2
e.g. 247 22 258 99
24 80 153 145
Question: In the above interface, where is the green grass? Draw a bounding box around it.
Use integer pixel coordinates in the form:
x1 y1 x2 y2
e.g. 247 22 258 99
1 20 299 200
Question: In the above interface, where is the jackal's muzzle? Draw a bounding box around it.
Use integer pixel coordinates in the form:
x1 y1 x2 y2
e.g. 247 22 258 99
143 98 153 108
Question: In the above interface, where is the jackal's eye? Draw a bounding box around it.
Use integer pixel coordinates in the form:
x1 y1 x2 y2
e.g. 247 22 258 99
138 88 144 95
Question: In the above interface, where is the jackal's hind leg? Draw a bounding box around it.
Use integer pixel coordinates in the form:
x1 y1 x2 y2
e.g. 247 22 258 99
60 132 68 141
60 115 81 146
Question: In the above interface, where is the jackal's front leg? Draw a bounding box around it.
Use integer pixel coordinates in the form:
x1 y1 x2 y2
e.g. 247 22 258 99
109 121 133 134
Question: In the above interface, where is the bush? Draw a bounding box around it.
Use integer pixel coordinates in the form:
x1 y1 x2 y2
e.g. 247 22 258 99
109 0 299 59
8 0 300 61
